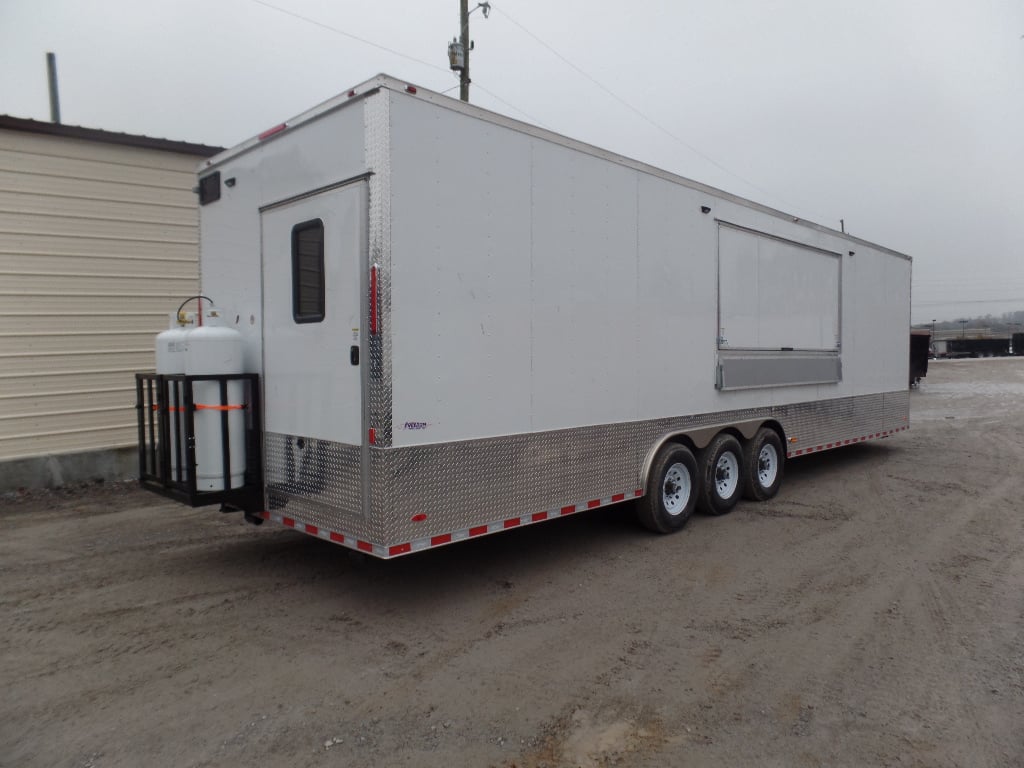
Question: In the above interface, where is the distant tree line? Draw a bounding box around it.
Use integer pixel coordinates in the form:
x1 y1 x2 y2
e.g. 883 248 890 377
916 310 1024 333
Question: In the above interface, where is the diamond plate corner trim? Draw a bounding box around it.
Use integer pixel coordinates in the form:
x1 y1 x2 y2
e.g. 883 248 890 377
365 89 393 453
263 432 374 536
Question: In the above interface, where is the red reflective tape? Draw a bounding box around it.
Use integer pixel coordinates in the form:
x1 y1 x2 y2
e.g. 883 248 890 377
560 505 575 516
369 428 376 445
815 446 823 452
389 543 412 556
195 403 245 411
795 449 804 456
282 516 295 528
634 489 643 497
531 512 548 522
503 518 521 528
411 513 427 522
844 439 850 445
469 525 488 537
304 524 318 535
259 511 270 520
357 540 373 553
329 531 345 543
611 493 625 503
587 499 601 509
431 533 452 546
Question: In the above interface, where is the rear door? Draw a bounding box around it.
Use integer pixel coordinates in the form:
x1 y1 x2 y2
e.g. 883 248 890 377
260 181 366 445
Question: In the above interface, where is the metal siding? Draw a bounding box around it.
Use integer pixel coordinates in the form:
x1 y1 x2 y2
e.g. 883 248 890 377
379 91 911 444
0 128 201 460
388 94 533 446
199 100 368 378
530 141 641 431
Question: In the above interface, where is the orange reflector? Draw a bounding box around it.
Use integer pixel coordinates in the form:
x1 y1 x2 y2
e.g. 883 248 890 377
370 265 379 334
258 123 287 140
195 403 245 411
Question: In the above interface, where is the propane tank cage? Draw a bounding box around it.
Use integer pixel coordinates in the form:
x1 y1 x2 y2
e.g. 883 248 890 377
135 372 263 513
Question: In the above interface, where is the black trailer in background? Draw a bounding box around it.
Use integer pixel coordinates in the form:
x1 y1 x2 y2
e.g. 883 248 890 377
1014 333 1024 356
945 338 1011 358
910 330 931 388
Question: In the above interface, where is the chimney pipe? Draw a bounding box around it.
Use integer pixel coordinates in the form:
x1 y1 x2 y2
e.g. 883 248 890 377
46 52 61 124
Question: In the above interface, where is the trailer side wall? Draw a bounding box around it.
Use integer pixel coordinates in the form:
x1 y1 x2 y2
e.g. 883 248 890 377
386 91 910 448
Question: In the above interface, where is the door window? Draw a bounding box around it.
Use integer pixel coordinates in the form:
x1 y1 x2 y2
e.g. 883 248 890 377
292 219 325 323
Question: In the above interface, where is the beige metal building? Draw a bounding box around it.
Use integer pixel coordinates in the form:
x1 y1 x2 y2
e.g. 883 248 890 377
0 116 221 490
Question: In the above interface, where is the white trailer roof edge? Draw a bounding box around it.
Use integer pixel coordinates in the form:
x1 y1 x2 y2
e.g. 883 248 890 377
198 72 910 263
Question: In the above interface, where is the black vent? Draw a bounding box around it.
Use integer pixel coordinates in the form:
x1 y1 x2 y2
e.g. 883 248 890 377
198 172 221 205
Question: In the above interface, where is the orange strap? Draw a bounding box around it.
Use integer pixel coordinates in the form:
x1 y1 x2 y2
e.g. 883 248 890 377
151 404 245 411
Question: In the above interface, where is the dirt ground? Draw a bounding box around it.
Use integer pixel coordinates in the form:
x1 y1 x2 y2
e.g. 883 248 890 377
2 359 1023 768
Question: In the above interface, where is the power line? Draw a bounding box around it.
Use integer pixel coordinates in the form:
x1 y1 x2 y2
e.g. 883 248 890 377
472 81 551 128
246 0 545 131
247 0 449 75
490 4 838 224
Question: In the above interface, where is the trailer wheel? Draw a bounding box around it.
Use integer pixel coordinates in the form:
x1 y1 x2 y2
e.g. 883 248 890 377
742 427 784 502
637 443 699 533
698 433 744 515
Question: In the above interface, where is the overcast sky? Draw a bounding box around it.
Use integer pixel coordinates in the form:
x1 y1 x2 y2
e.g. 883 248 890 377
2 0 1022 324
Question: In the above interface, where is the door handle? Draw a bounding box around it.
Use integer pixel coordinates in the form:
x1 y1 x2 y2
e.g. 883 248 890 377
350 346 360 366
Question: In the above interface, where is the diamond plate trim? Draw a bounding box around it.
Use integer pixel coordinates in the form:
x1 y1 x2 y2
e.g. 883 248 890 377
263 432 372 538
365 90 392 453
260 391 908 555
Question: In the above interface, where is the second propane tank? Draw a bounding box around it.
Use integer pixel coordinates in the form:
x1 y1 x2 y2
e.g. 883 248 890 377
185 308 247 491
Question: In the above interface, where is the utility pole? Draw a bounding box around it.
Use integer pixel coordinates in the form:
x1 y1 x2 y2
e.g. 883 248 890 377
459 0 470 102
447 2 489 102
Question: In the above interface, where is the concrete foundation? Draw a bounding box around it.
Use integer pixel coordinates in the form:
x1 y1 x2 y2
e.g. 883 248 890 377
0 447 137 493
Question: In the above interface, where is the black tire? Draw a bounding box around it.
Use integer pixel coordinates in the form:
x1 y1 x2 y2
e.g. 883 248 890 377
637 443 699 533
742 427 785 502
697 433 744 516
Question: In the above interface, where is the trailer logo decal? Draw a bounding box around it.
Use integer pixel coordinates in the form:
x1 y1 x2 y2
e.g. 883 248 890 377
403 421 430 430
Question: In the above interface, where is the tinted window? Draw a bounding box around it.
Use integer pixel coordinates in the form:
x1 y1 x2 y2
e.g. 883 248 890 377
292 219 325 323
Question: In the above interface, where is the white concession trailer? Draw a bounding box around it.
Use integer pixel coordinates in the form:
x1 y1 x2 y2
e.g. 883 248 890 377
136 74 911 558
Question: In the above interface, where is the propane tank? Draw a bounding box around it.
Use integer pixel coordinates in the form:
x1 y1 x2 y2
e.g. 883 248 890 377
155 311 196 483
185 307 247 491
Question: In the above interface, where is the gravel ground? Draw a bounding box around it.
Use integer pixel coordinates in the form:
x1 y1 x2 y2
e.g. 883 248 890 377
2 358 1023 768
